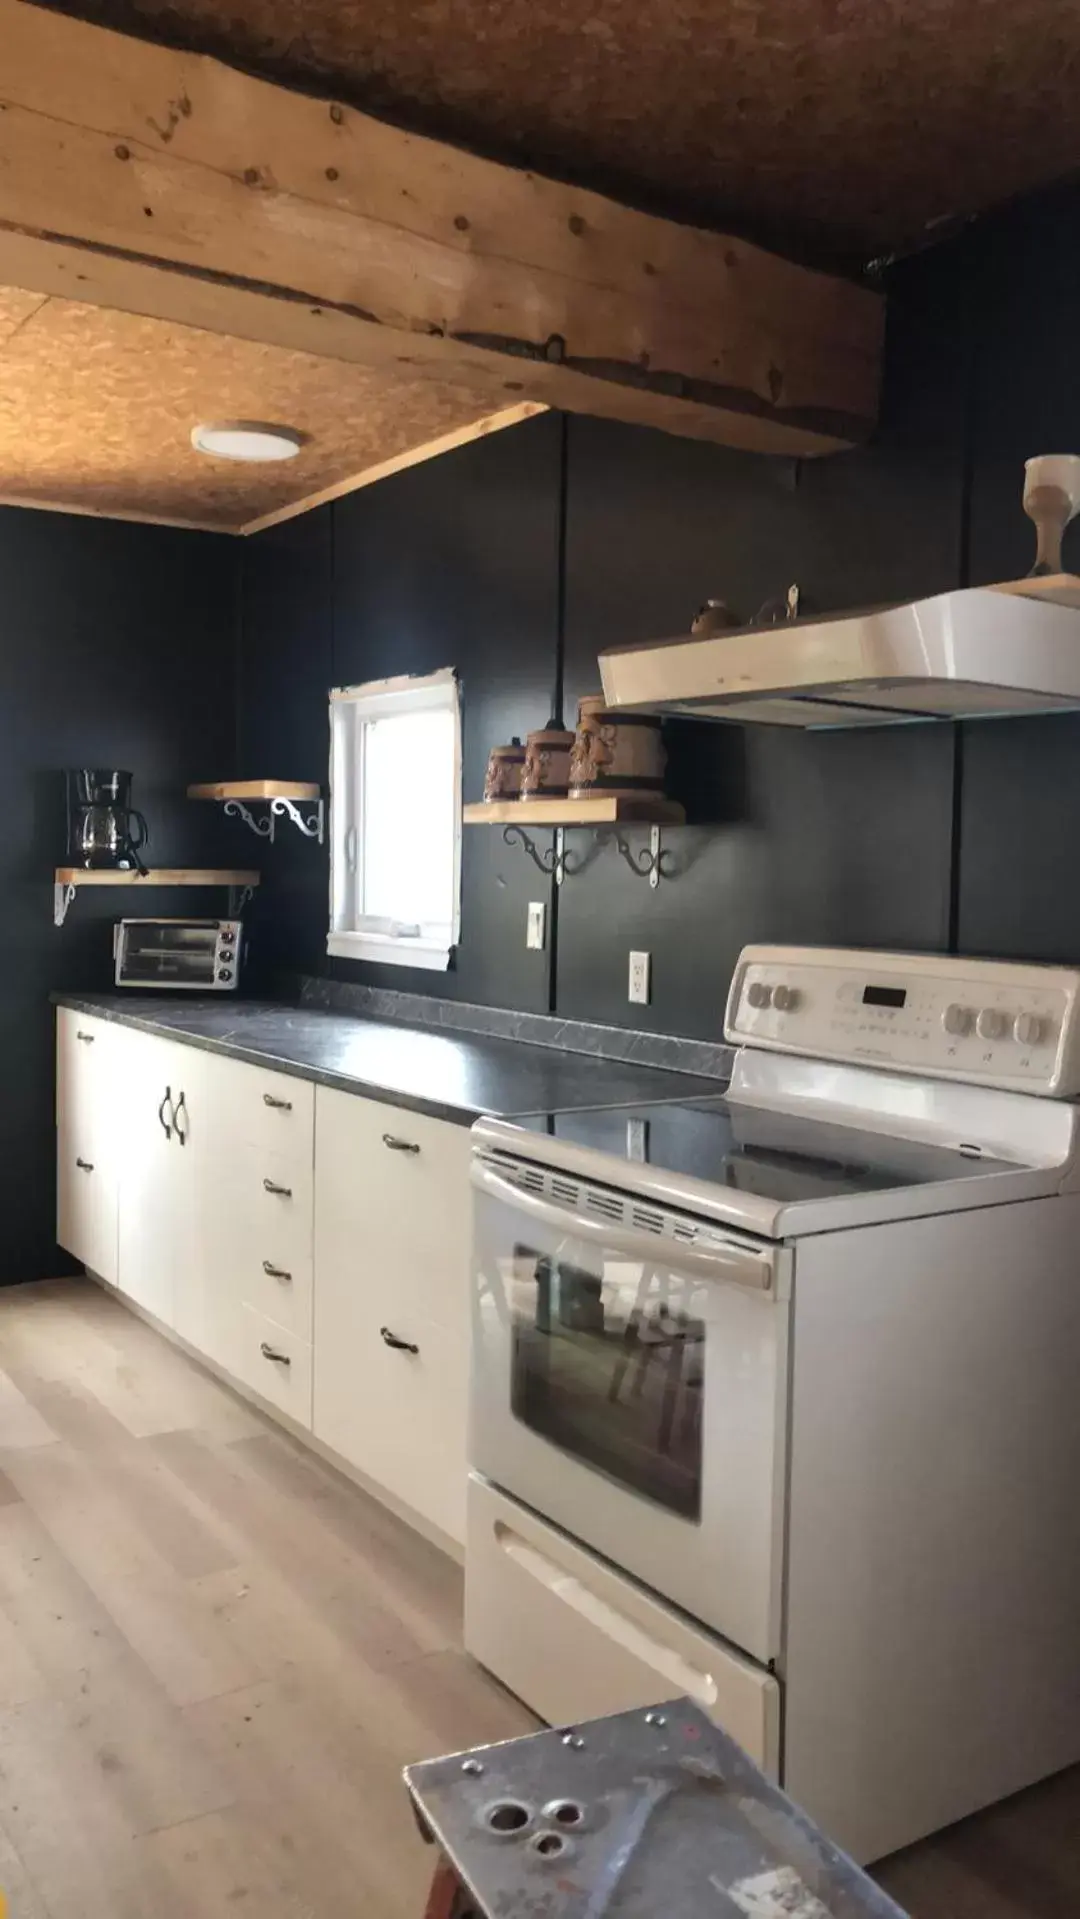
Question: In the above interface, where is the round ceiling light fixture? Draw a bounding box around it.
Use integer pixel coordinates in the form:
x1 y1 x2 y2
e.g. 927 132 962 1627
191 420 305 462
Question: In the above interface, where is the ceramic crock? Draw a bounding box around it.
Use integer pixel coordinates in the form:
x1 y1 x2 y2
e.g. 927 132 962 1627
521 724 575 800
568 694 666 801
483 739 526 801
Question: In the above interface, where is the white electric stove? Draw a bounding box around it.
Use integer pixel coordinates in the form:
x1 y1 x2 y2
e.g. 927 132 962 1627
465 945 1080 1864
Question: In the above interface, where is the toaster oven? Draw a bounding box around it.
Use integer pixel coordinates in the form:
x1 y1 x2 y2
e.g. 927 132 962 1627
114 918 242 990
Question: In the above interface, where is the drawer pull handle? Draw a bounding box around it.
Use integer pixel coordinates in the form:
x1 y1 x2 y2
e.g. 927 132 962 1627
263 1093 293 1111
75 1157 94 1173
380 1325 419 1355
75 1030 95 1043
262 1178 293 1198
382 1133 420 1155
260 1341 291 1367
173 1090 189 1147
158 1087 174 1140
262 1260 292 1282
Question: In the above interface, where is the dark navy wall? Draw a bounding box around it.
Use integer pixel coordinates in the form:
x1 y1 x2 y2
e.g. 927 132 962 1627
233 182 1080 1032
236 228 980 1032
4 508 236 1284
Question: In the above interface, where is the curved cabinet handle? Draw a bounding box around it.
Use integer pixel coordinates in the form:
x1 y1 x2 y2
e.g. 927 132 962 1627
75 1157 94 1173
262 1178 293 1198
173 1090 189 1147
158 1087 174 1139
382 1133 420 1155
75 1030 95 1044
262 1260 292 1282
380 1325 419 1355
260 1341 291 1367
262 1093 293 1111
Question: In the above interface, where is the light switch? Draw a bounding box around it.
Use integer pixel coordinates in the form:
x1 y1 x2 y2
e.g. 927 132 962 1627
526 901 546 950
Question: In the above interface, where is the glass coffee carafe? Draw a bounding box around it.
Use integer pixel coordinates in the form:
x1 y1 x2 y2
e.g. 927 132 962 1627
67 769 149 871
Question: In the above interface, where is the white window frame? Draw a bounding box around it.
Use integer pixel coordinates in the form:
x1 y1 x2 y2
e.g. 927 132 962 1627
328 666 462 970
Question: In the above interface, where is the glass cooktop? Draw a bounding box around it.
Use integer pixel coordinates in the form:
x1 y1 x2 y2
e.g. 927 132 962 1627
512 1096 1020 1207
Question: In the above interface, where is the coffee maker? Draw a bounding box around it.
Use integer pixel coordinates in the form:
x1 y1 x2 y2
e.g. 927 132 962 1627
67 770 149 872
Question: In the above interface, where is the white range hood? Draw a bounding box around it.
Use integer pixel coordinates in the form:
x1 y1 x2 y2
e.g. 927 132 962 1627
598 582 1080 729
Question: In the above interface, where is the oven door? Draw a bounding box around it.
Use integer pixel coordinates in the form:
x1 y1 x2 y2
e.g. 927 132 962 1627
471 1152 791 1665
115 920 232 989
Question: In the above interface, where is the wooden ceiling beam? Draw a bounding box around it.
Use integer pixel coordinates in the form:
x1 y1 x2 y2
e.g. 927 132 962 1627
0 0 882 456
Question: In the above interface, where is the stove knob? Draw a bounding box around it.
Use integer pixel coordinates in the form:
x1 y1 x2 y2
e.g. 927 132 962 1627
772 984 800 1013
942 1002 973 1036
976 1007 1007 1041
747 981 773 1009
1014 1012 1043 1046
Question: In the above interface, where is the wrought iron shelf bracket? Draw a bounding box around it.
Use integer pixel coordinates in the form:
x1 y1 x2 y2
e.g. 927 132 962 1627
501 821 677 889
223 796 325 845
54 881 77 927
612 825 678 889
501 824 588 888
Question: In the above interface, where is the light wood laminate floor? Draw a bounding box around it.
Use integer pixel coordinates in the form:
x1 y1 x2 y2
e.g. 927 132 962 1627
0 1280 1077 1918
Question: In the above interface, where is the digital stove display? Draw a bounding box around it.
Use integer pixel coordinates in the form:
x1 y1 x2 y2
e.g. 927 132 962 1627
862 984 907 1008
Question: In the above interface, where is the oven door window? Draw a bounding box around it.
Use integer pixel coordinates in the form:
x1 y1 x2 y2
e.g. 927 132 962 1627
121 924 218 982
509 1242 705 1519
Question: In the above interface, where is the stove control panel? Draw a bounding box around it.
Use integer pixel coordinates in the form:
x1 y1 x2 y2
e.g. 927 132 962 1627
725 946 1080 1096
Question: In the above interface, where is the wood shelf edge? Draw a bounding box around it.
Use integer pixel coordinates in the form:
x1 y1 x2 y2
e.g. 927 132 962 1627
187 780 321 801
55 868 261 886
463 797 685 826
986 574 1080 609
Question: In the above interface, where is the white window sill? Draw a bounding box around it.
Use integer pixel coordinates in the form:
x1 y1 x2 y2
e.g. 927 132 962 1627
327 930 453 971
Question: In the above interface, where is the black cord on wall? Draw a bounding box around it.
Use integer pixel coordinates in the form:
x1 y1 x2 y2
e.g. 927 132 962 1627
947 265 982 955
544 414 572 1014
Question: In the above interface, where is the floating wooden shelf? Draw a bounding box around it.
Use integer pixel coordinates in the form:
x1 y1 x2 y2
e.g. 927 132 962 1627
53 868 260 927
463 797 685 827
187 780 321 801
466 795 684 888
55 868 260 887
189 779 325 845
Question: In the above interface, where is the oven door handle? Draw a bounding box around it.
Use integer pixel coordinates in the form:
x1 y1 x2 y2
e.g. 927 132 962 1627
470 1159 777 1293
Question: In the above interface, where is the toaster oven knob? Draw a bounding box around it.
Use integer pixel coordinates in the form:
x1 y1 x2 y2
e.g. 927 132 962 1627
942 1002 973 1036
747 981 773 1009
221 931 235 945
772 983 800 1013
219 968 233 981
1014 1011 1043 1046
976 1007 1007 1041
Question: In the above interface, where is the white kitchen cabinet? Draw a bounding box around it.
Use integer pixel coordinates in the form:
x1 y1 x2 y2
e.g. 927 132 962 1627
115 1029 206 1331
313 1086 472 1542
57 1017 472 1543
192 1051 315 1420
56 1009 119 1283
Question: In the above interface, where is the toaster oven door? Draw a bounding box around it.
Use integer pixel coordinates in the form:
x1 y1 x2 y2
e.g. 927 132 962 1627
115 920 236 989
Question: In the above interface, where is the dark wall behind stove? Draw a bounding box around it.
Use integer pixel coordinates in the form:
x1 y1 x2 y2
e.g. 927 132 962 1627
3 507 236 1285
238 231 974 1034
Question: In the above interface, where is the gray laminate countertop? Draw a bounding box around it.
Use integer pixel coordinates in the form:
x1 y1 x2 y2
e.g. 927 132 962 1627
53 994 725 1125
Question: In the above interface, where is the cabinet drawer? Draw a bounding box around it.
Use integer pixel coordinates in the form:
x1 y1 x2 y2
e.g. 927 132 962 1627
198 1163 313 1343
465 1475 780 1772
57 1132 117 1283
56 1009 115 1141
201 1053 314 1168
313 1297 467 1544
236 1149 314 1275
234 1305 312 1428
315 1088 471 1333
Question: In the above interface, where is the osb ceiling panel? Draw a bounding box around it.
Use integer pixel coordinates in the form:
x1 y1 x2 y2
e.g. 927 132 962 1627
0 291 502 530
37 0 1080 256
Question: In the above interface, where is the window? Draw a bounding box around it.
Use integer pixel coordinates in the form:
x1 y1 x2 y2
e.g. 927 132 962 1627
329 668 462 969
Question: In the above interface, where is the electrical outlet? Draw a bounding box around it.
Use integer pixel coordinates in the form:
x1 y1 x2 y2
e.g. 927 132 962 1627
526 901 546 951
628 950 651 1005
